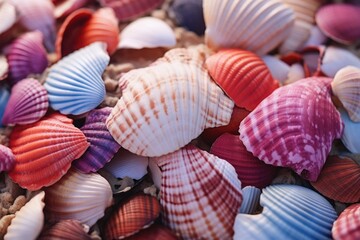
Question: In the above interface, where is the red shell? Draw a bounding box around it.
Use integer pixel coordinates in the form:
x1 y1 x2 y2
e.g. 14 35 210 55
38 220 92 240
125 224 178 240
332 203 360 240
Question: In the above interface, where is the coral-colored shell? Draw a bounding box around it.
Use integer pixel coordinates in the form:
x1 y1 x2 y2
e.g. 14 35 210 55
210 133 278 188
0 145 15 172
53 0 89 19
105 194 160 239
73 107 121 173
203 0 295 55
339 108 360 153
125 224 178 240
106 61 234 157
38 219 92 240
206 49 279 111
2 78 48 126
332 204 360 240
0 86 10 127
239 77 343 181
8 113 89 191
152 145 242 239
311 155 360 203
239 186 261 214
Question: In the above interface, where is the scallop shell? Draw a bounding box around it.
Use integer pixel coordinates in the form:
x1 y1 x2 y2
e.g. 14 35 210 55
239 186 261 214
38 219 92 240
44 42 109 115
45 168 113 227
124 224 178 240
239 77 343 181
332 204 360 240
339 108 360 153
53 0 89 18
206 49 279 111
203 0 295 55
234 184 337 240
152 145 242 239
210 133 278 189
106 61 234 157
73 107 121 173
0 86 10 127
0 144 15 172
0 1 17 36
2 78 48 126
4 191 45 240
332 66 360 122
104 194 160 239
118 17 176 49
311 155 360 203
261 55 290 84
6 31 48 85
8 113 89 191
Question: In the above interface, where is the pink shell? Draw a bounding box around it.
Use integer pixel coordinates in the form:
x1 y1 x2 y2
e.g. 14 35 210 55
239 77 343 181
332 204 360 240
125 224 178 240
52 0 89 19
0 145 15 172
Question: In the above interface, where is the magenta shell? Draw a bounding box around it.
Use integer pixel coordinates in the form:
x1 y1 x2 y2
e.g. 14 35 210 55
0 145 15 172
239 77 343 181
332 204 360 240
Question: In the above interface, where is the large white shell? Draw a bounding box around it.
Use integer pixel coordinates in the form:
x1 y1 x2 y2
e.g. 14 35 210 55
0 1 17 35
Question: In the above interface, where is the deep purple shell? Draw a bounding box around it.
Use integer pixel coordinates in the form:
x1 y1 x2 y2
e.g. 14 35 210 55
0 144 15 172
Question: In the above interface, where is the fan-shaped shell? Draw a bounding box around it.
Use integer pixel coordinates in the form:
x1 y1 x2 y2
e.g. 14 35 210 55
38 219 92 240
206 49 279 111
44 42 109 115
53 0 89 18
4 191 45 240
105 194 160 239
106 61 234 157
6 31 48 85
152 145 242 239
239 186 261 214
203 0 295 55
118 17 176 49
8 113 89 191
234 184 337 240
73 107 121 173
125 224 178 240
239 77 343 181
332 203 360 240
311 155 360 203
0 144 15 172
45 168 113 227
2 78 48 126
0 86 10 127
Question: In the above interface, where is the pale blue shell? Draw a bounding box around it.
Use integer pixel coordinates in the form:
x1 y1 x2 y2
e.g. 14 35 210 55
340 108 360 153
239 186 261 214
44 42 109 115
234 184 337 240
0 86 10 127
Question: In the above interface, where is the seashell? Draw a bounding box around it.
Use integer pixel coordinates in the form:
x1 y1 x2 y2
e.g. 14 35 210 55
8 113 89 191
303 25 327 47
104 194 160 239
210 133 278 188
53 0 89 19
73 107 121 173
106 61 234 157
118 17 176 49
152 145 242 239
203 0 295 55
311 155 360 203
0 144 15 172
316 4 360 44
0 1 17 36
4 191 45 240
6 31 48 85
45 168 113 227
332 66 360 122
285 63 306 85
103 149 148 180
239 77 343 181
339 108 360 153
169 0 205 35
44 42 109 115
148 159 161 189
98 0 165 22
206 49 279 111
332 203 360 240
124 223 178 240
261 55 290 84
239 186 261 214
38 219 92 240
0 86 10 127
2 78 48 126
0 56 9 80
234 184 337 240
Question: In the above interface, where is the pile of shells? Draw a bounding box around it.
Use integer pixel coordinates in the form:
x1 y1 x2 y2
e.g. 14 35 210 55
0 0 360 239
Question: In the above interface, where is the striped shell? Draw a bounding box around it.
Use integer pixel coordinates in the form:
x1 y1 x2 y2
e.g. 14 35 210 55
124 224 178 240
44 42 109 115
339 108 360 153
106 61 234 157
0 145 15 172
332 204 360 240
0 86 10 127
239 186 261 214
2 78 48 126
152 145 242 239
206 49 279 111
8 113 89 191
239 77 343 181
38 219 92 240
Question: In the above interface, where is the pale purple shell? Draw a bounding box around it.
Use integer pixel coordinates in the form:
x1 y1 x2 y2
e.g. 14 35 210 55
73 107 121 173
0 144 15 172
239 77 343 181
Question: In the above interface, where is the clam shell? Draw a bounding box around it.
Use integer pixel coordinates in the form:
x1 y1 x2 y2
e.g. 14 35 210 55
311 155 360 203
239 77 343 181
152 145 242 239
203 0 295 55
0 86 10 127
6 31 48 84
106 61 234 157
38 219 91 240
0 144 15 172
45 168 113 227
44 42 109 115
239 186 261 214
118 17 176 49
339 108 360 153
206 49 279 111
332 204 360 240
0 1 17 36
261 55 290 84
8 113 89 191
234 184 337 240
104 194 160 239
4 191 45 240
73 107 121 173
53 0 89 18
2 78 48 126
124 223 178 240
210 133 278 188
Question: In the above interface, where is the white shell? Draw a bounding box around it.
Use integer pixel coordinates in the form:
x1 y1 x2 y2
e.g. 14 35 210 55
339 108 360 153
303 25 327 47
261 55 290 84
0 1 17 34
239 186 261 214
285 63 305 85
148 159 161 189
